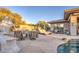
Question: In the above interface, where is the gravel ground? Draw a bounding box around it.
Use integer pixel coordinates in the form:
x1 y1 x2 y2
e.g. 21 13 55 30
17 34 65 53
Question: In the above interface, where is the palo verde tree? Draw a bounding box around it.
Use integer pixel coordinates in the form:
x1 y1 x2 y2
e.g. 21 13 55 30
37 20 50 31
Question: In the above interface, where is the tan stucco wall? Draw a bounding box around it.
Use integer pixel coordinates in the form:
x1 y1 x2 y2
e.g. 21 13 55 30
70 15 77 35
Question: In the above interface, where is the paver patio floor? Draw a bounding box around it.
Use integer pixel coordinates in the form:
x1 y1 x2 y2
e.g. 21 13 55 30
17 34 65 53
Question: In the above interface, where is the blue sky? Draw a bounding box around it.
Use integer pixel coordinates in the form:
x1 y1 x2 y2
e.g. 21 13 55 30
1 6 79 24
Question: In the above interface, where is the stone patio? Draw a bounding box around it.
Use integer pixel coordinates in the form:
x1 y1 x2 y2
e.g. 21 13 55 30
17 34 65 53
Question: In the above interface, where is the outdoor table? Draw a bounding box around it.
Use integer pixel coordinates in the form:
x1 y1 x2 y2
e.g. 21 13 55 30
0 34 20 53
23 30 30 39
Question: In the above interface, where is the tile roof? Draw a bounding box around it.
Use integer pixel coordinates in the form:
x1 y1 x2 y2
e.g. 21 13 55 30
48 19 69 24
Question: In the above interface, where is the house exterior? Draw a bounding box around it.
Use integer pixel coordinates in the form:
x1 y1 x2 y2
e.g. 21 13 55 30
48 8 79 36
1 16 13 26
48 19 69 34
0 16 13 33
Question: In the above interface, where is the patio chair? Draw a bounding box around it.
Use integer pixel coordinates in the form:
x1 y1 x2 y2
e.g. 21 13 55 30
14 31 25 40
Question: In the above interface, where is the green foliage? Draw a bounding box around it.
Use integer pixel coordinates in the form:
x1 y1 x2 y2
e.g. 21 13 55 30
37 20 50 30
0 16 4 22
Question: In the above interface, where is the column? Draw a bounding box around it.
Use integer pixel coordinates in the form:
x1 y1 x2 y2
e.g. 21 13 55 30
70 15 77 36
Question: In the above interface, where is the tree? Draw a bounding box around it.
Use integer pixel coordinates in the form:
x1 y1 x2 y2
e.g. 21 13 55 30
22 21 27 25
13 13 22 25
0 8 12 22
37 20 50 31
0 16 4 22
